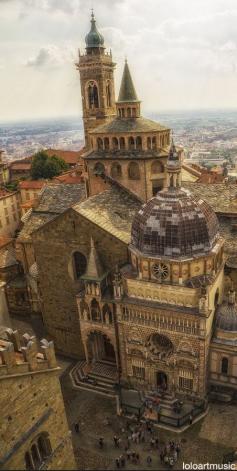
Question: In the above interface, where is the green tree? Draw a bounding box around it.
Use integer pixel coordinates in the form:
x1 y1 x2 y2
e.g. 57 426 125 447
30 151 69 180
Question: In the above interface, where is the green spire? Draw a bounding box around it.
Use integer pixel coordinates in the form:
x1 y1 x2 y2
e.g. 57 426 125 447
85 10 105 49
117 60 139 103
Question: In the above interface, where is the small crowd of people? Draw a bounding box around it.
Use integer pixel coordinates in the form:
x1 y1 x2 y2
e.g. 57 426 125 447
97 419 182 469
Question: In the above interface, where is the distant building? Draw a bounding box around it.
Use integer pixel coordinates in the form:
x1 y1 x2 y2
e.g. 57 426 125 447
0 189 21 237
0 329 76 470
9 157 32 182
44 149 84 169
19 180 46 216
0 151 10 185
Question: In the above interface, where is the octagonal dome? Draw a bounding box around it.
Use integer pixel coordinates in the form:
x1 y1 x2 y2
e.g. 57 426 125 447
215 296 237 332
131 188 219 258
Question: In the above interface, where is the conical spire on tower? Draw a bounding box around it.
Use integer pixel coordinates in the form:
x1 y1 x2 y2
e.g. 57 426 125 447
116 60 141 118
118 60 139 103
84 237 105 280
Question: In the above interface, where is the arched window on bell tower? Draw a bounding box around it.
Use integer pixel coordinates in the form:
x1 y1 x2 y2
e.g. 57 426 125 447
106 81 111 107
87 81 99 109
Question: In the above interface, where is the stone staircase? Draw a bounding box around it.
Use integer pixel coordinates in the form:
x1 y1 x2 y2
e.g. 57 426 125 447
70 360 118 397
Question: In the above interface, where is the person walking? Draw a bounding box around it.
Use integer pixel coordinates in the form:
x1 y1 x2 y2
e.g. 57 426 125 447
74 422 79 433
189 413 193 425
98 437 104 449
147 456 152 467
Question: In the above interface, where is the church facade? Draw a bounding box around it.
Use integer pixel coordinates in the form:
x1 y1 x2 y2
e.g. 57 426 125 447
25 12 237 401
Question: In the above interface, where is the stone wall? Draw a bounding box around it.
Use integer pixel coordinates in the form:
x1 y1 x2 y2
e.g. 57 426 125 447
32 208 128 358
0 332 76 471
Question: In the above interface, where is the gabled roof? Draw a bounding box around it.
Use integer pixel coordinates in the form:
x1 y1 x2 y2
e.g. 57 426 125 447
73 186 141 244
17 183 86 242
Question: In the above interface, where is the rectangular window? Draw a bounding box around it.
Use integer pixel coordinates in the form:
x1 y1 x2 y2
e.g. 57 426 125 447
3 199 6 206
26 193 30 201
132 365 145 380
0 219 2 228
4 207 8 215
179 377 193 390
6 217 10 225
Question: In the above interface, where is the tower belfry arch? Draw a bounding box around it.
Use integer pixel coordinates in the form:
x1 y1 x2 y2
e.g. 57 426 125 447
76 11 116 148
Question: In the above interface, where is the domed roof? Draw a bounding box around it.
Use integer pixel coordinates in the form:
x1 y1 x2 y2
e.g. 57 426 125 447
85 12 104 49
215 292 237 332
131 188 219 258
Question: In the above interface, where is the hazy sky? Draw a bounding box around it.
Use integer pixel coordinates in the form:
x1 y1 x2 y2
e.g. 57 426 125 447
1 0 237 121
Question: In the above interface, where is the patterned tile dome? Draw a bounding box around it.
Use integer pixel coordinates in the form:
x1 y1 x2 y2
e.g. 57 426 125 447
215 291 237 332
131 188 219 258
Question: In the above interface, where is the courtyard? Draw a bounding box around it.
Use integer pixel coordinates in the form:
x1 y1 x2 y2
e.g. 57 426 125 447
11 314 237 470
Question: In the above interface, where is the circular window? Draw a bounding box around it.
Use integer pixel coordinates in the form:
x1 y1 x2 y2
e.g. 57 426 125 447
152 263 169 280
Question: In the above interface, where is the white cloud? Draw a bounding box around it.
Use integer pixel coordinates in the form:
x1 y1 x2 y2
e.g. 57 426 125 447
25 44 76 67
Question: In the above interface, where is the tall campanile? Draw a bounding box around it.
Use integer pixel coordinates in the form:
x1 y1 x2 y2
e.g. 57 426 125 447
76 11 116 149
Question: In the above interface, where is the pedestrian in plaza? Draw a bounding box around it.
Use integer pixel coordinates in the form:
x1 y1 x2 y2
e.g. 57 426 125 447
160 449 164 463
126 449 131 461
98 437 104 449
114 435 119 447
74 422 79 433
147 455 152 467
120 455 126 467
115 458 120 468
176 442 181 455
189 413 193 425
136 453 140 463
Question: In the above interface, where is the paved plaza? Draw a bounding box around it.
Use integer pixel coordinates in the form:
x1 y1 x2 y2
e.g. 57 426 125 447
11 314 237 470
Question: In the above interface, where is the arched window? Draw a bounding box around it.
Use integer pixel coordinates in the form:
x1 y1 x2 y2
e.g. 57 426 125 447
119 137 125 150
214 289 219 307
128 162 140 180
94 162 105 176
136 136 142 150
73 252 87 279
91 298 101 322
151 160 164 174
87 81 99 109
147 137 151 150
121 108 125 118
132 108 136 117
127 107 131 117
104 137 110 150
221 357 228 374
26 433 52 470
106 81 111 107
152 137 157 150
97 138 103 151
31 444 41 469
25 452 32 470
128 136 135 150
111 162 122 178
118 108 121 117
112 137 119 150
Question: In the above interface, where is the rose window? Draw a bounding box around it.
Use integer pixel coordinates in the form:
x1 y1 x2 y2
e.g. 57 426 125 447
152 263 169 280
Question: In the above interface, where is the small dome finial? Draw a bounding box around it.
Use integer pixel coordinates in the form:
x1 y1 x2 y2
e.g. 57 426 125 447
85 10 105 49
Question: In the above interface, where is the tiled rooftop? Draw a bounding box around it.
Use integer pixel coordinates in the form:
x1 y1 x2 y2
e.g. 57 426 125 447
73 186 141 244
91 116 170 134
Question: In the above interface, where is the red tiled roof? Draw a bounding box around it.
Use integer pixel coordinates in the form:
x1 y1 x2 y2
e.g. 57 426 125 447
53 174 83 184
11 163 31 171
19 180 45 190
45 148 84 165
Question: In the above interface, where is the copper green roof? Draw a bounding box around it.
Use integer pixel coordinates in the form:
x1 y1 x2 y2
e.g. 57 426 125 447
85 11 104 49
91 116 170 134
117 60 139 103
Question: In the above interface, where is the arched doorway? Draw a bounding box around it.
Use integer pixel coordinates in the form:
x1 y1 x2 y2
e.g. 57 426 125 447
87 331 116 364
157 371 168 390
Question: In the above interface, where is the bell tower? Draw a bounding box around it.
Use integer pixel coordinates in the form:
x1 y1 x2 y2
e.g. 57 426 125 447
76 11 116 149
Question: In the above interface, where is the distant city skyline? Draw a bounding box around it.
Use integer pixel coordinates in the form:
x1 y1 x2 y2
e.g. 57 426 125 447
1 0 237 121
